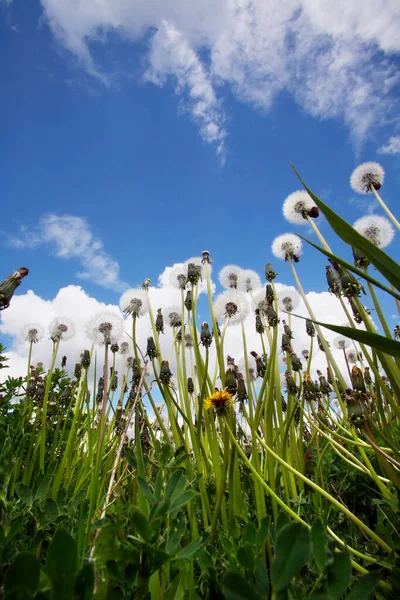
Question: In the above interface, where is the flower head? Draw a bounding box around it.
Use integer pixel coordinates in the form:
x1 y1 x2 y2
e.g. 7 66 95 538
204 389 233 416
282 191 319 225
168 263 188 290
86 312 124 345
350 162 384 194
353 215 395 249
333 335 350 350
184 256 208 284
165 306 182 328
49 317 75 342
346 350 358 364
252 289 269 314
276 287 300 313
120 341 130 355
272 234 303 261
23 323 45 344
120 289 149 317
239 269 262 292
213 289 249 326
219 265 244 290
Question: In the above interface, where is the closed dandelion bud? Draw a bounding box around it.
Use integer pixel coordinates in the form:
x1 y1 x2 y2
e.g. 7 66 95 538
351 366 366 393
237 373 248 401
255 310 265 334
201 250 211 264
160 360 173 385
265 284 274 303
110 343 119 354
317 371 331 394
317 336 328 352
327 368 333 385
131 361 142 385
326 266 342 297
250 351 266 377
187 262 201 286
142 278 151 290
364 367 372 385
187 377 194 394
200 322 213 348
265 263 277 282
340 270 365 298
146 337 159 359
290 353 303 372
266 305 279 327
285 371 298 394
184 290 192 311
81 350 91 369
27 376 36 394
348 299 362 324
155 308 164 334
282 320 293 339
393 325 400 340
303 373 317 401
352 247 369 269
61 355 67 368
302 349 309 360
225 368 237 395
306 319 315 337
74 363 82 379
281 333 292 353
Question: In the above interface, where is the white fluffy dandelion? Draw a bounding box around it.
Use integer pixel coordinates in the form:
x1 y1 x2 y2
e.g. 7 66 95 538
346 350 358 364
168 263 188 290
350 162 384 194
86 311 124 345
213 289 249 326
282 191 318 225
237 356 257 381
219 265 244 290
252 289 269 314
23 323 45 344
120 341 130 355
120 288 149 317
333 336 351 350
271 234 303 260
353 215 395 249
184 256 210 280
276 287 300 313
165 305 182 328
49 317 75 342
239 269 262 292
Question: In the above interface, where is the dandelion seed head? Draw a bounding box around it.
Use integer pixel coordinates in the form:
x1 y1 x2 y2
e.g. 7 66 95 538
49 317 75 342
184 256 209 280
239 269 262 292
213 289 249 326
168 263 188 290
346 350 358 364
86 311 124 345
23 323 44 344
333 335 350 350
350 162 385 194
165 305 182 327
120 342 130 355
120 288 149 317
276 287 300 312
253 289 269 314
353 215 395 249
271 234 303 261
282 190 318 225
219 265 244 290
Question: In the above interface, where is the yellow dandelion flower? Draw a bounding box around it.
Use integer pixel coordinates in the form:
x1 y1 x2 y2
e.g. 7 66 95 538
204 389 233 415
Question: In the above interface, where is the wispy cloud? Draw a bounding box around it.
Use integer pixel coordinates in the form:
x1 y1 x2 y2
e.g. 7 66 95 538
378 135 400 155
39 0 400 153
7 214 128 291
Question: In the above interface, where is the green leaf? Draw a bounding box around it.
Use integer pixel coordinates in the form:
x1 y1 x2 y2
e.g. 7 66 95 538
44 498 58 522
74 563 95 600
35 476 52 503
291 165 400 292
237 543 255 571
242 522 257 547
327 552 351 600
138 477 157 507
15 483 33 507
221 572 263 600
164 574 186 600
311 520 331 572
167 489 199 514
0 524 4 548
291 316 400 359
46 528 78 599
131 507 149 541
298 235 400 301
124 446 137 469
166 515 186 555
174 536 206 560
256 516 270 552
165 470 186 500
4 552 41 594
271 523 311 593
276 512 290 533
346 570 382 600
254 556 269 596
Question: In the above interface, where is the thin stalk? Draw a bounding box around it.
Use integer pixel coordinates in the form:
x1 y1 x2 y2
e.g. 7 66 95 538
371 186 400 230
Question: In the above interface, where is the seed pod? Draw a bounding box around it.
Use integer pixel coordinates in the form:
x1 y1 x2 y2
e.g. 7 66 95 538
201 250 211 264
131 360 141 386
146 337 159 359
61 355 67 367
200 322 213 348
187 262 201 286
175 327 182 343
348 298 363 324
237 373 248 402
250 351 266 377
284 371 298 394
255 309 265 334
213 321 221 339
184 290 192 311
160 360 173 385
282 320 293 339
74 363 82 380
225 367 237 396
326 266 342 297
265 263 277 282
303 373 318 402
266 305 279 327
306 319 315 337
81 350 91 369
352 247 369 269
265 284 274 303
281 334 292 353
187 377 194 394
340 270 365 298
155 308 164 334
317 371 331 394
290 353 303 372
350 366 366 393
393 325 400 340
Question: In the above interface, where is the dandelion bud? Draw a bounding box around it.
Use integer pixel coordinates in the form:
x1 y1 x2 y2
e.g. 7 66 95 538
364 367 372 385
155 309 164 334
265 263 277 282
250 351 266 377
282 320 293 339
187 263 201 286
348 299 363 324
317 336 328 352
110 343 119 354
303 373 318 402
340 271 365 299
187 377 194 394
184 290 192 311
0 267 29 310
131 360 141 386
237 373 248 401
266 306 279 327
306 319 315 337
74 363 82 379
225 368 237 396
255 310 265 334
350 366 366 393
61 355 67 368
265 284 274 303
81 350 91 369
394 325 400 340
318 372 331 394
302 349 309 360
159 361 172 385
200 322 213 348
281 334 292 353
352 247 369 269
146 337 159 359
27 376 36 395
284 371 298 394
142 278 151 290
290 353 303 372
326 266 342 297
110 372 118 391
201 250 211 264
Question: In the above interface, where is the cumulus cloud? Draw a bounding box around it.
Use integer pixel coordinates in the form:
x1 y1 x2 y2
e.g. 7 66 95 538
378 135 400 155
38 0 400 151
6 214 128 291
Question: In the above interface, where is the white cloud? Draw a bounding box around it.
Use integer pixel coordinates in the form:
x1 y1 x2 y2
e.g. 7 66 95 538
378 135 400 155
38 0 400 151
7 214 128 291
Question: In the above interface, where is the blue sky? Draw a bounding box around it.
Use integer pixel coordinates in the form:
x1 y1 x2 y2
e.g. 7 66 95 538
1 0 400 377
